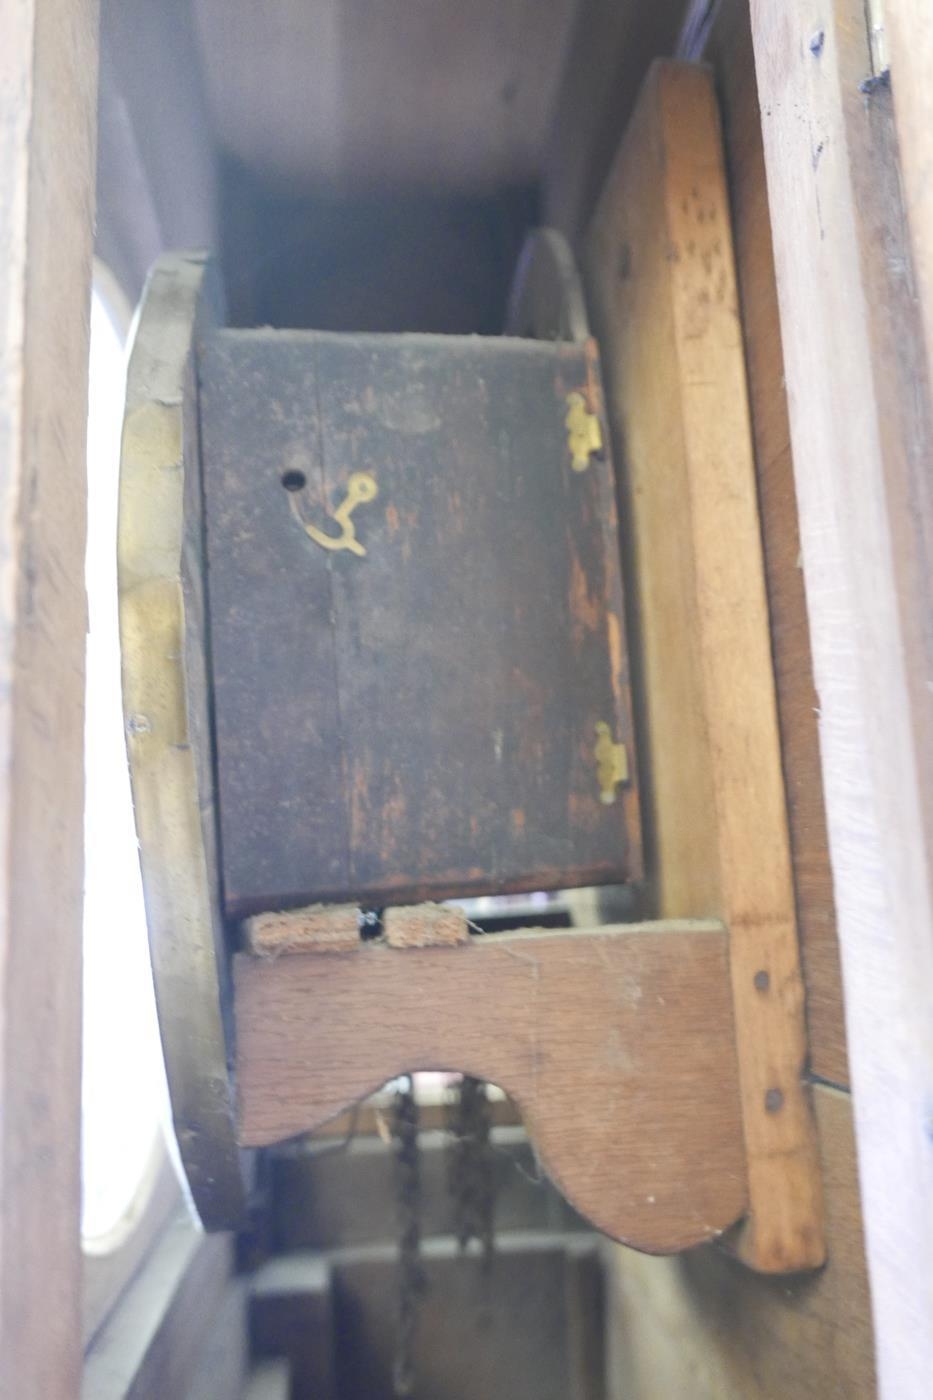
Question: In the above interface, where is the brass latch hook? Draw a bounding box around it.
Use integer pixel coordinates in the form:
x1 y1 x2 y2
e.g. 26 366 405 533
286 470 379 557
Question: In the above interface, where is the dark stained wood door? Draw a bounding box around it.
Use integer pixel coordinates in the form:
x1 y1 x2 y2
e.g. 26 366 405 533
199 330 640 915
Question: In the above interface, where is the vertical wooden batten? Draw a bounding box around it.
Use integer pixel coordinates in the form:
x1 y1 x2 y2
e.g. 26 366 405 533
0 0 99 1393
750 0 933 1393
704 0 847 1090
585 60 824 1272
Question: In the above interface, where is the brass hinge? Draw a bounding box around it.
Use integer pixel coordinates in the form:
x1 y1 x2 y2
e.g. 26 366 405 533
565 392 603 472
594 721 629 804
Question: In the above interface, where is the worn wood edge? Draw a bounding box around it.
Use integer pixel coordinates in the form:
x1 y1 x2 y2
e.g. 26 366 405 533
118 250 247 1229
701 0 848 1090
751 0 933 1386
584 60 824 1272
383 903 470 947
0 0 99 1390
887 0 933 399
245 901 471 954
234 920 749 1254
244 902 361 956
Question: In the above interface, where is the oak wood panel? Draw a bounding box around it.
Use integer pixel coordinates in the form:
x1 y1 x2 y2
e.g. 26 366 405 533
192 0 580 193
0 0 98 1393
605 1086 875 1400
751 0 933 1390
705 0 847 1087
234 922 748 1252
585 61 823 1272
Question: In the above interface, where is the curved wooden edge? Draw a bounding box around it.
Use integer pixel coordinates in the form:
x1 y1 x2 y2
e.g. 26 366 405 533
119 251 249 1230
505 227 592 342
233 921 748 1254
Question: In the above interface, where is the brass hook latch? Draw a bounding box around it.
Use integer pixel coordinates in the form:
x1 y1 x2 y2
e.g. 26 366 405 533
594 721 629 804
289 471 379 557
565 392 603 473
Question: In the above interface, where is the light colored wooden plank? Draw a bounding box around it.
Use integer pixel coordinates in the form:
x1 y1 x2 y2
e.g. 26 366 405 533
585 60 823 1272
605 1085 875 1400
235 921 747 1253
0 0 98 1393
887 0 933 398
750 0 933 1391
704 0 847 1089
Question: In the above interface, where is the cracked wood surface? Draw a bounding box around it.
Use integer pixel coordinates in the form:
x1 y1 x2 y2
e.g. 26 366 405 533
234 921 747 1252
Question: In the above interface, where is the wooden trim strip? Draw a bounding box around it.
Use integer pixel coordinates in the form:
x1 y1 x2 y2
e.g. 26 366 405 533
750 0 933 1388
584 60 825 1271
0 0 98 1392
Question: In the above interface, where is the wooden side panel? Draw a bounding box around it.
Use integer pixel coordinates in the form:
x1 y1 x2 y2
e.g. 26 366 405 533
751 0 933 1391
192 0 580 192
0 0 97 1393
202 331 640 913
705 0 847 1089
605 1087 875 1400
585 61 823 1271
234 922 748 1253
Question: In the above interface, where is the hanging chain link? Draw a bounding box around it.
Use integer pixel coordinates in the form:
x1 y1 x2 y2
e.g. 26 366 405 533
447 1074 495 1269
392 1076 426 1398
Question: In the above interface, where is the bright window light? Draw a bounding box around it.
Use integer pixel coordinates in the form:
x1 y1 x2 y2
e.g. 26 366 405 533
82 274 169 1244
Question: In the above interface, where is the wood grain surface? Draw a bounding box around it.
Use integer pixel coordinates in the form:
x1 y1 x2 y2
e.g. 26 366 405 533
705 0 847 1089
585 61 823 1271
887 0 933 400
200 330 640 913
751 0 933 1390
234 921 747 1252
0 0 98 1393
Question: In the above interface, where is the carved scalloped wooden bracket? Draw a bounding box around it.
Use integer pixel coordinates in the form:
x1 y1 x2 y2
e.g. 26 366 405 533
233 919 748 1255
